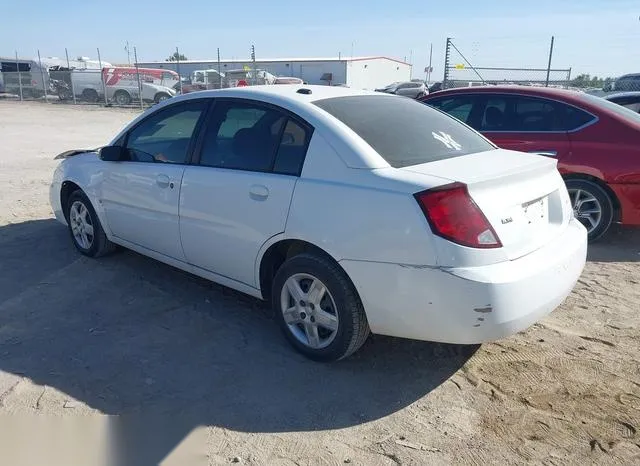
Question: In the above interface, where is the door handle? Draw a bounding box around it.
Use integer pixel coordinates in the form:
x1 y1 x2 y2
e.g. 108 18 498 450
156 174 171 188
529 150 558 157
249 184 269 201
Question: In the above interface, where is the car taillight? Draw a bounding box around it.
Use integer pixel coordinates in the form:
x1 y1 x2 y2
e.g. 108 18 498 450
415 182 502 249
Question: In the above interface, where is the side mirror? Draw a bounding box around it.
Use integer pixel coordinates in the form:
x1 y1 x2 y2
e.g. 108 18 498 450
99 145 126 162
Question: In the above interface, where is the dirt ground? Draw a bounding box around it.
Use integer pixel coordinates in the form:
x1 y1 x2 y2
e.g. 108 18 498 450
0 101 639 465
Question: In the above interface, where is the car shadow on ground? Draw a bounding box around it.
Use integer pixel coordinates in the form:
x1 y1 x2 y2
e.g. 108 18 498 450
587 224 640 262
0 219 478 464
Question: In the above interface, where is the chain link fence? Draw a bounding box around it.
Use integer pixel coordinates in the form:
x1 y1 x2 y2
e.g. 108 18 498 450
0 45 276 109
439 36 640 96
442 37 573 90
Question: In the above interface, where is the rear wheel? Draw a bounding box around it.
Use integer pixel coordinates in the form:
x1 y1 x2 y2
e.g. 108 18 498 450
566 179 614 241
82 88 99 103
65 190 116 257
114 90 131 106
272 253 370 361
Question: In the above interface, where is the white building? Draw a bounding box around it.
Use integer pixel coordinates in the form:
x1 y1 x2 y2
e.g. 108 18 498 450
136 56 412 90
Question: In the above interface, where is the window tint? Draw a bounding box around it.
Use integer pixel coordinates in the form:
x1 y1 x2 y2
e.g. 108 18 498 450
199 101 287 171
475 95 563 132
562 104 595 131
314 95 495 168
126 100 207 163
273 119 311 176
511 96 563 131
427 97 475 124
480 97 507 131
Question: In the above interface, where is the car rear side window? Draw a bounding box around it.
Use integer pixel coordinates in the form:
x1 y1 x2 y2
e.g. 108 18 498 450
197 100 312 175
313 95 495 168
273 119 312 176
562 104 596 131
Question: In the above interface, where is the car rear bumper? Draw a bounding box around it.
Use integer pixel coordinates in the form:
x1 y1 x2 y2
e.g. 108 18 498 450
340 219 587 344
610 183 640 225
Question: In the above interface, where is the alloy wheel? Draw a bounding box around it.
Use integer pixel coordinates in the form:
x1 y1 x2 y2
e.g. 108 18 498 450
568 188 602 234
69 200 94 249
280 273 339 349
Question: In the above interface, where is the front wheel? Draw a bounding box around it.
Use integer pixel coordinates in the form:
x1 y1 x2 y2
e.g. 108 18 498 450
66 190 116 257
566 179 614 241
154 92 171 103
272 253 370 361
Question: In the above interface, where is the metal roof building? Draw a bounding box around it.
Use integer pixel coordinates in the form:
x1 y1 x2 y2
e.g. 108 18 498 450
136 56 412 90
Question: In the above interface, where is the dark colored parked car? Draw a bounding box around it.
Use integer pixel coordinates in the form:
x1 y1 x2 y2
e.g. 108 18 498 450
421 86 640 240
605 92 640 114
604 73 640 93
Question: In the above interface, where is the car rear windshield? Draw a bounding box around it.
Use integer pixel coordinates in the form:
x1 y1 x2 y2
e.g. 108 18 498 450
579 92 640 124
313 95 496 168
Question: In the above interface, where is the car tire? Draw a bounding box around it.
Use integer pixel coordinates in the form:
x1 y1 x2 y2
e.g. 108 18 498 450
565 179 614 242
82 89 99 103
272 252 370 361
65 190 116 258
114 90 131 106
154 92 171 104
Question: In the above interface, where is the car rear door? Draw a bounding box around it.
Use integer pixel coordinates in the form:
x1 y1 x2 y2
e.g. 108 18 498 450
469 94 572 161
179 99 313 288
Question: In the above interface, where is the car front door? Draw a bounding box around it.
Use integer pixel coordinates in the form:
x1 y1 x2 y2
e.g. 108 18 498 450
100 99 209 260
179 99 313 288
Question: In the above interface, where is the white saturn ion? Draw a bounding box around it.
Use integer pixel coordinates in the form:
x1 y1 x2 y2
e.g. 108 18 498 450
50 85 588 361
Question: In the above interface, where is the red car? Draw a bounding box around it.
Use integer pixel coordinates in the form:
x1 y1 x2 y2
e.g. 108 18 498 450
420 86 640 240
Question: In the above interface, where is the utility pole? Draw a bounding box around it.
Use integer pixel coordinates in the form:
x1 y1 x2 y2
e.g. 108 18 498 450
217 47 222 88
125 41 131 65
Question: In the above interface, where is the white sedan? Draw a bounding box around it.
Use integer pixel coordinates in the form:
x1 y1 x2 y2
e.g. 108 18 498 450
50 85 587 361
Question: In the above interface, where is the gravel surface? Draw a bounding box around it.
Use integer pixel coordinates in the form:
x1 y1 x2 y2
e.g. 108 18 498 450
1 101 639 465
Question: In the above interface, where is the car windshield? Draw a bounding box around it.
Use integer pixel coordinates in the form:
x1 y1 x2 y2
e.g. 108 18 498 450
579 92 640 124
313 95 496 168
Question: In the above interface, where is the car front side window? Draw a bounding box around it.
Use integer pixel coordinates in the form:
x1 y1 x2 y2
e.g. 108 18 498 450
125 100 208 164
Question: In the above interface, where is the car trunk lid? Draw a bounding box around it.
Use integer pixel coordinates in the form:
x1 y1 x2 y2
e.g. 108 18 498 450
403 149 572 263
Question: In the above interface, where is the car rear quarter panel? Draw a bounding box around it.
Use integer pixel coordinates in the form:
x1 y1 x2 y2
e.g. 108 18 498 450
284 131 443 267
565 116 640 224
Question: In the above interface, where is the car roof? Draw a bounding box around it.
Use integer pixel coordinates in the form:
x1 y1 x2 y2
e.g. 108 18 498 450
423 85 597 106
170 84 378 107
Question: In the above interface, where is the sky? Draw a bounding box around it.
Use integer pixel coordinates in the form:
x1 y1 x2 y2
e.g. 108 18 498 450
2 0 639 79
